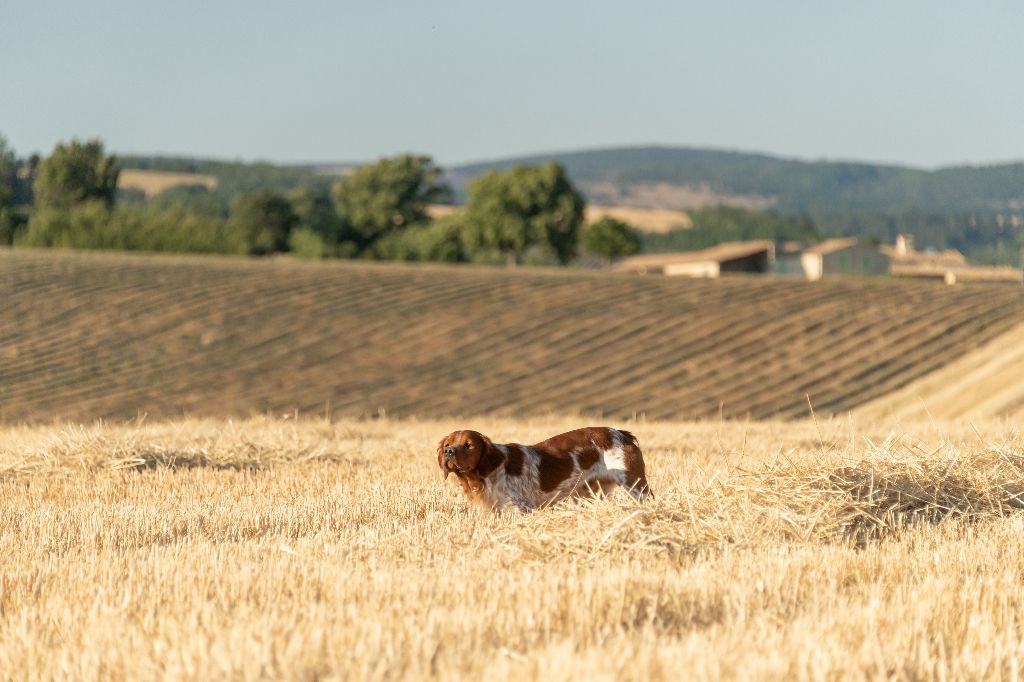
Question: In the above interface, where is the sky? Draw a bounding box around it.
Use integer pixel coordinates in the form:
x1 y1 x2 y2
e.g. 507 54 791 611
2 1 1022 168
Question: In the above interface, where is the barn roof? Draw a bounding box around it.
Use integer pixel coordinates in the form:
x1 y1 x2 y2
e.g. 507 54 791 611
612 240 773 272
803 238 859 255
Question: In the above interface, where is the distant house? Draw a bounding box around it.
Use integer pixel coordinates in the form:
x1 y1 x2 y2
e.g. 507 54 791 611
612 241 774 278
882 233 1021 285
881 233 967 269
800 238 890 281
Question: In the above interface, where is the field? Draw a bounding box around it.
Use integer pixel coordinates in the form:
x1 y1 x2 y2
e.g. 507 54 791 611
3 249 1024 424
584 205 693 233
427 204 694 233
857 321 1024 421
6 249 1024 678
577 180 777 211
3 415 1024 679
117 169 219 197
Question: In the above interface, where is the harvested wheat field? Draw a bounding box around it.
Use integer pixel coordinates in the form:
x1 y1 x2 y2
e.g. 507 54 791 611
584 204 693 233
3 416 1024 679
856 321 1024 422
3 249 1024 423
117 169 219 198
427 204 694 233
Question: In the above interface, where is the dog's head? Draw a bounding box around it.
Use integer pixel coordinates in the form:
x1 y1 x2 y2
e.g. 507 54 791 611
436 430 493 479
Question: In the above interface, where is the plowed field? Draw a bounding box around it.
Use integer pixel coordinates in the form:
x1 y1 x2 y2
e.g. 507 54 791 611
2 249 1022 423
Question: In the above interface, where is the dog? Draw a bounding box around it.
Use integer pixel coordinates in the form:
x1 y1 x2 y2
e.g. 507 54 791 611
436 426 651 510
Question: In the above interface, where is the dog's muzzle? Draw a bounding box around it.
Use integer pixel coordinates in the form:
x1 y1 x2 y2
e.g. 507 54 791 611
442 447 457 479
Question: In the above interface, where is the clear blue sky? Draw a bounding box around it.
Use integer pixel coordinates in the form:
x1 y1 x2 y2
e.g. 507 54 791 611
2 1 1022 168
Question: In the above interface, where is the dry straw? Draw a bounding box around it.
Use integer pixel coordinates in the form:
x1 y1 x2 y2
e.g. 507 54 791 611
2 416 1024 679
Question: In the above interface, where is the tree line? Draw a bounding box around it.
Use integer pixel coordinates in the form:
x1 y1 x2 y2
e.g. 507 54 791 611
0 135 642 266
24 135 1004 267
642 206 820 253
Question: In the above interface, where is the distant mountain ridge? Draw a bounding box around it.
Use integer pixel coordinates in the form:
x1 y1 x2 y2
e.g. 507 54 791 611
119 147 1024 264
121 146 1024 214
448 146 1024 213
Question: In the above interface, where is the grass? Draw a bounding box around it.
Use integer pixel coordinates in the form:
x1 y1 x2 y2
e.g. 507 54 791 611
3 415 1024 679
3 249 1023 423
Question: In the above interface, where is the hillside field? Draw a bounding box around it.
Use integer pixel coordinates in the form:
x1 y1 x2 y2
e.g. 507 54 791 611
3 249 1024 424
427 203 695 233
857 321 1024 421
118 169 219 197
3 416 1024 679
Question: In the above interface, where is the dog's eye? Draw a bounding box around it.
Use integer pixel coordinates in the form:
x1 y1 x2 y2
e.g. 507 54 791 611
466 443 473 448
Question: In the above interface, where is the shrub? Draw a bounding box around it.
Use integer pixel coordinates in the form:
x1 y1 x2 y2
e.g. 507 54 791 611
17 203 243 254
289 227 328 260
368 215 468 262
228 190 298 256
581 217 642 262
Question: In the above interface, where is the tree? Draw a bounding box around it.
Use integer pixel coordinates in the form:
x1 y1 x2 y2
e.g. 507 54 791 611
369 213 468 262
461 162 584 266
33 139 120 210
331 155 450 249
0 134 15 243
582 217 642 262
643 206 821 253
228 190 298 255
18 200 115 249
150 184 229 217
288 187 356 246
0 134 14 209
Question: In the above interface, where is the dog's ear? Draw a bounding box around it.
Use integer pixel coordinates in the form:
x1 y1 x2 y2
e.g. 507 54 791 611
475 432 503 478
436 438 449 480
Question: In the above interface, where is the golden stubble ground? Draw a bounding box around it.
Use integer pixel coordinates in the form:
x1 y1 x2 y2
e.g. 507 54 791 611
2 415 1023 680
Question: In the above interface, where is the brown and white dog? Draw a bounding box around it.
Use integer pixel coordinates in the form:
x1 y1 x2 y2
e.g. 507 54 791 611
437 427 651 510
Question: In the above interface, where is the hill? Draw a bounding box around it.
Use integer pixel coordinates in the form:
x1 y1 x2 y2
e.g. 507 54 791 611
449 145 1024 213
121 147 1024 215
2 249 1023 423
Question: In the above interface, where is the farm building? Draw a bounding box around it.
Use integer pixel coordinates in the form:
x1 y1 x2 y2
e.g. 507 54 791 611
881 233 1021 285
799 238 890 281
612 241 775 277
891 262 1023 285
881 233 967 269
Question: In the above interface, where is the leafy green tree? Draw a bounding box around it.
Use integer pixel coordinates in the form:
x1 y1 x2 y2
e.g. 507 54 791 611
331 155 450 250
18 202 240 254
581 217 642 262
370 214 468 262
288 227 328 259
18 200 115 249
287 186 358 253
643 206 821 253
149 184 230 217
0 135 15 244
0 134 15 209
33 139 120 210
228 190 298 255
461 162 584 266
